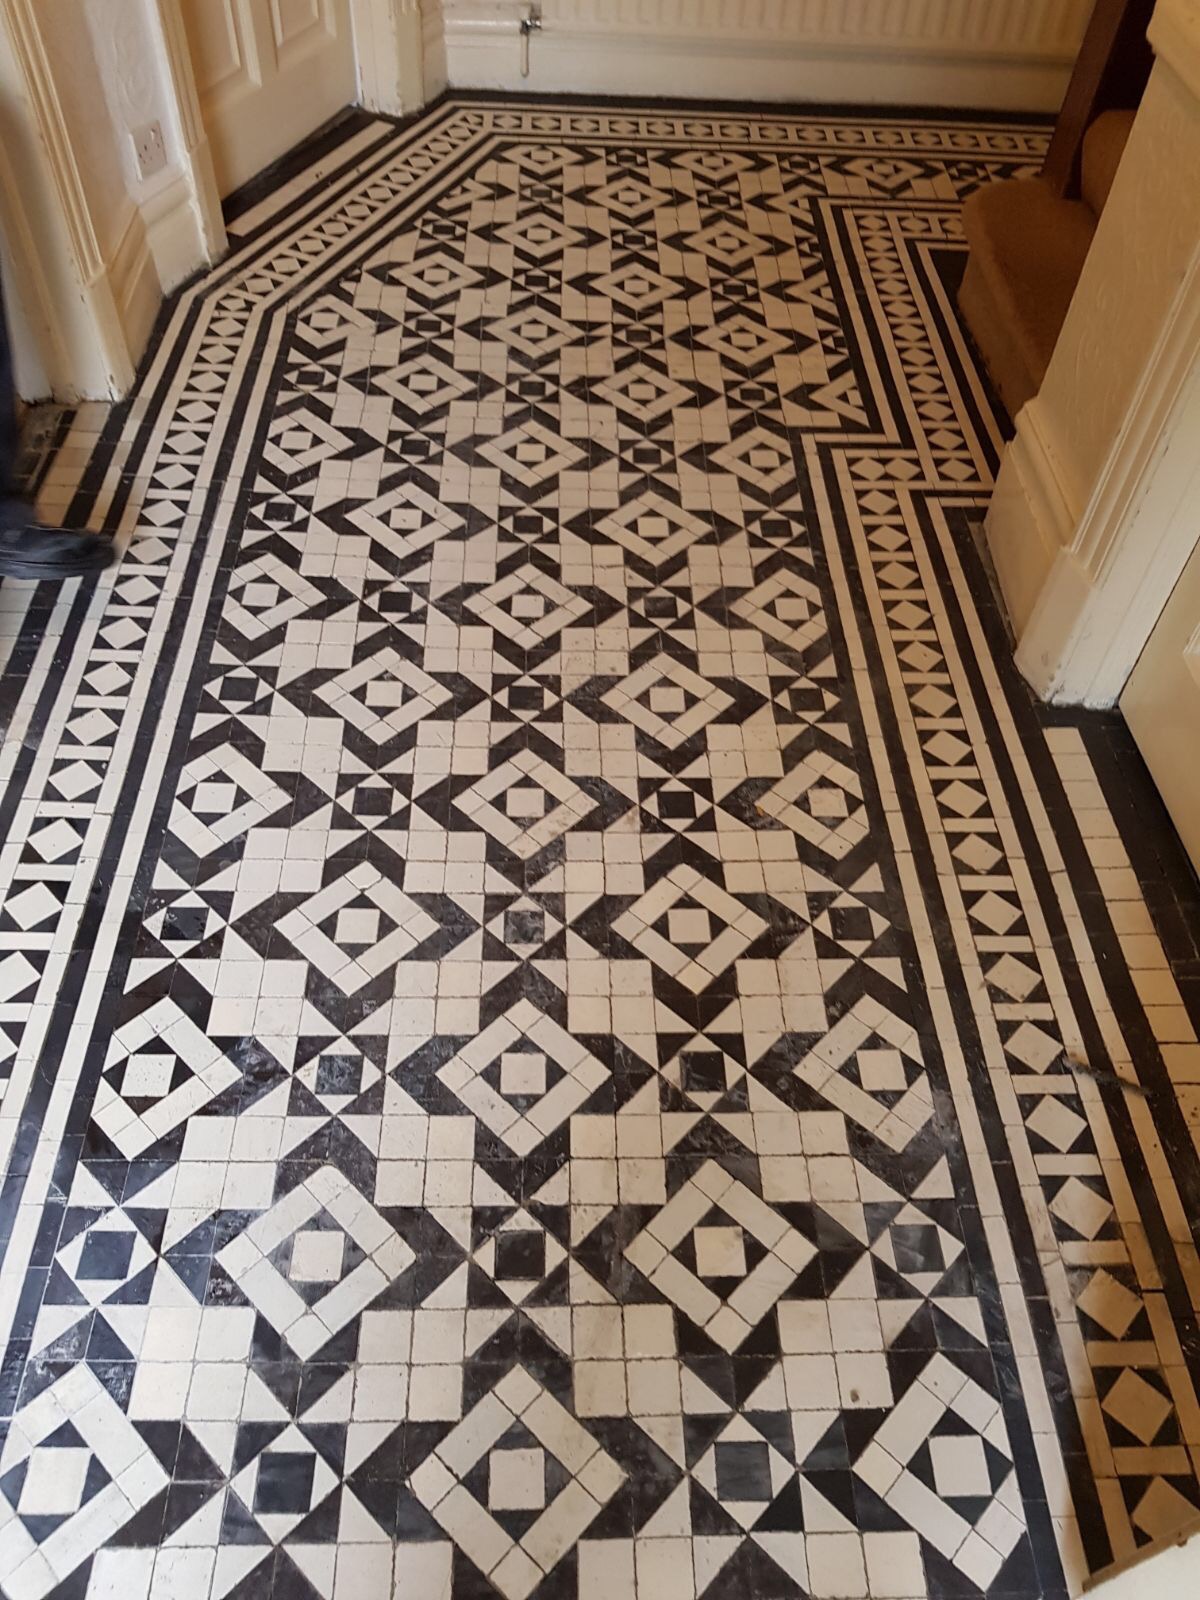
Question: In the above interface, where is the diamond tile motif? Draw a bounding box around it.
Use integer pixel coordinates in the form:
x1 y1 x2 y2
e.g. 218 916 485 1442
733 569 827 652
276 863 440 992
477 420 586 487
0 1367 168 1599
475 1208 567 1303
295 1037 384 1111
757 750 870 859
228 1424 339 1543
226 552 325 639
55 1209 156 1305
409 1367 625 1600
625 1160 815 1350
603 655 734 750
594 493 712 564
692 1415 794 1529
437 998 609 1154
794 995 933 1149
92 997 242 1157
456 749 594 859
169 745 289 856
613 865 767 992
314 647 452 741
346 479 464 554
217 1165 414 1357
464 563 591 647
855 1354 1025 1590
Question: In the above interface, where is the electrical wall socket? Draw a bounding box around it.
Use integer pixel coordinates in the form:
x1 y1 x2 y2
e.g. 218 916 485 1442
132 122 167 181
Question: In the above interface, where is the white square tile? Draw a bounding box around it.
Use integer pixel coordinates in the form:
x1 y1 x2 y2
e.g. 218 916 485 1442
488 1447 545 1511
863 1531 925 1597
929 1433 992 1498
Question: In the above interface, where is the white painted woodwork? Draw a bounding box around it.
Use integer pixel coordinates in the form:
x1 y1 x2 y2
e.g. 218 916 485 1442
442 0 1090 109
352 0 429 116
987 0 1200 710
1121 447 1200 875
181 0 356 196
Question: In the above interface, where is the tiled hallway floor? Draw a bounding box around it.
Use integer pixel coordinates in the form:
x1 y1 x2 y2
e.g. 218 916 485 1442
1 97 1199 1600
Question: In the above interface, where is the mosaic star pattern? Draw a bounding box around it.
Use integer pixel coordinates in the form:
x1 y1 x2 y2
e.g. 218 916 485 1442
1 98 1200 1600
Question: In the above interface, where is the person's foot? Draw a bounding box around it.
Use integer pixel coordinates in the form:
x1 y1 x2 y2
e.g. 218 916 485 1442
0 525 113 581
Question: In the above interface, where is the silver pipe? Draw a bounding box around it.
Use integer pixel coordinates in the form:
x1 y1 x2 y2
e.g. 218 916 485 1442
519 2 542 78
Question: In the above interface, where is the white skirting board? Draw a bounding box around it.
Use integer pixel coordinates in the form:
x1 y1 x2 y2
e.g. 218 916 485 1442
442 0 1089 111
425 0 450 100
107 204 161 381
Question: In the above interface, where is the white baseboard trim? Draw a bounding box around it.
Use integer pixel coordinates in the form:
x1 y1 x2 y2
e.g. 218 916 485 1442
424 0 449 100
107 204 160 375
984 400 1080 647
140 170 208 296
443 23 1075 110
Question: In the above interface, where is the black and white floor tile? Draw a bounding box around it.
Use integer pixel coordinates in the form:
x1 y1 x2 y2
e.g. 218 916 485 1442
0 95 1198 1600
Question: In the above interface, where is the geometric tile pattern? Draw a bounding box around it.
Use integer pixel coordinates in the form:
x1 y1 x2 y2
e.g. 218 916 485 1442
0 96 1197 1600
0 1367 169 1599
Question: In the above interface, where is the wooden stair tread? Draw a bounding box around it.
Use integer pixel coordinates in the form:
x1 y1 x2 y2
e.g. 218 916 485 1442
963 179 1097 381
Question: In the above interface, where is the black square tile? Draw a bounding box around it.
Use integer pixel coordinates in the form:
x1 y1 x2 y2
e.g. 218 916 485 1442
714 1440 774 1502
255 1451 317 1515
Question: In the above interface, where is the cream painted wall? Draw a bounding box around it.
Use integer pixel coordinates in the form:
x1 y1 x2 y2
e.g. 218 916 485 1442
81 0 196 266
442 0 1091 109
31 0 193 365
424 0 448 99
44 0 217 297
353 0 433 118
0 3 130 397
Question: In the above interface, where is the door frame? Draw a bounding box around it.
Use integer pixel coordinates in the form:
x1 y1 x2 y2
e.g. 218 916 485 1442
156 0 227 268
352 0 429 119
160 0 430 228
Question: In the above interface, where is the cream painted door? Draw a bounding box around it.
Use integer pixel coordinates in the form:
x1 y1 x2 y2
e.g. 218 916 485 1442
182 0 357 197
1122 535 1200 873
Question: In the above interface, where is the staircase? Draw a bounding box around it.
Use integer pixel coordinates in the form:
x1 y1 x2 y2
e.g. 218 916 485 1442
956 0 1153 419
959 109 1134 418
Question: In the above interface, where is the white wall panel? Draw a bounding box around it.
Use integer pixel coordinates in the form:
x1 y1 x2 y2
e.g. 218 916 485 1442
443 0 1092 109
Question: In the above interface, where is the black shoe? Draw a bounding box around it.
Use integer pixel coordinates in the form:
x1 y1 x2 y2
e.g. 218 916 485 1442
0 525 113 581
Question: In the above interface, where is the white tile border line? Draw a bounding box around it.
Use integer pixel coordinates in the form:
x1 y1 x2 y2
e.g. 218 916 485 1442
225 122 396 240
1044 724 1200 1167
831 177 1200 1561
808 445 1087 1594
925 493 1200 1307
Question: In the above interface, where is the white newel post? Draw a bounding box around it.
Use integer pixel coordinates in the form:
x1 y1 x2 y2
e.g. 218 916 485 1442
353 0 429 116
985 0 1200 707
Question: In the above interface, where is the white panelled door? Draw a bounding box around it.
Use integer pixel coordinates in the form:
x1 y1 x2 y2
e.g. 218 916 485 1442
182 0 358 197
1122 537 1200 874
